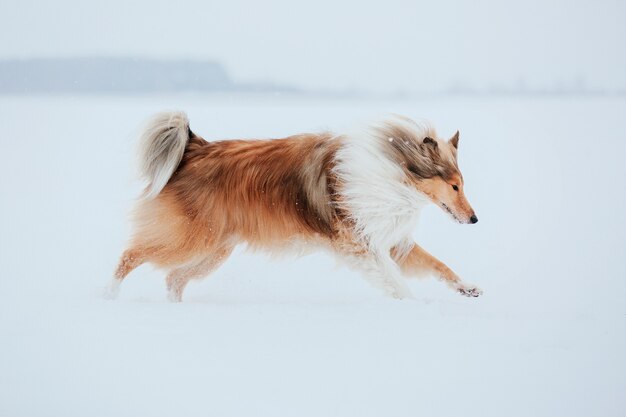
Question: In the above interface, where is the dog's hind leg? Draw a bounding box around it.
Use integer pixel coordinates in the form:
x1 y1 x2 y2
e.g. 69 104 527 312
104 247 149 300
165 246 234 302
396 243 482 298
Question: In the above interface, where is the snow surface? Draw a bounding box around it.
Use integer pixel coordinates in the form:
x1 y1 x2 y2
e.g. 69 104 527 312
0 94 624 417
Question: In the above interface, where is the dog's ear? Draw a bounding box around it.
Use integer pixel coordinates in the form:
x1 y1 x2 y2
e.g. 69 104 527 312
423 137 438 148
449 131 459 149
421 137 440 160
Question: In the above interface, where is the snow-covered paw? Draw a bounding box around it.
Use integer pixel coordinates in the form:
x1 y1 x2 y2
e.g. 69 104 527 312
167 290 182 303
102 279 121 300
457 284 483 298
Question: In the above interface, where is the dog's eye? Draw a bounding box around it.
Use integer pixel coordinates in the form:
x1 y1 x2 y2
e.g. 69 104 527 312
452 185 459 191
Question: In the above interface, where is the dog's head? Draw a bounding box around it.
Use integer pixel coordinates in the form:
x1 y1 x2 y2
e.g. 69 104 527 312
409 132 477 224
379 119 477 224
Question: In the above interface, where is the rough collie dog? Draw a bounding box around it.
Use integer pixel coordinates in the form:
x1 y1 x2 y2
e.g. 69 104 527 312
108 112 481 302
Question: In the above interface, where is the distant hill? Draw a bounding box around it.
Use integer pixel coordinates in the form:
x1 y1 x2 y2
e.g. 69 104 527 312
0 57 295 94
2 57 617 97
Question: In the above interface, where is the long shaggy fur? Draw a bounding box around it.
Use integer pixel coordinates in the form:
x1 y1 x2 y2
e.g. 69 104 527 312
110 112 481 302
334 116 436 258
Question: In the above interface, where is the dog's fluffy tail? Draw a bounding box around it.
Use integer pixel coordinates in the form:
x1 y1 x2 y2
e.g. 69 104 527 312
138 111 190 198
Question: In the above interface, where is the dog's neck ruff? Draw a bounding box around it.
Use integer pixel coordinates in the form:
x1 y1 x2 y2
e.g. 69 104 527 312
333 119 430 258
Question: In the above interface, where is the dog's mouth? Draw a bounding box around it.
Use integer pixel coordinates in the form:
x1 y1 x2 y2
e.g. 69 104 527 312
441 202 462 223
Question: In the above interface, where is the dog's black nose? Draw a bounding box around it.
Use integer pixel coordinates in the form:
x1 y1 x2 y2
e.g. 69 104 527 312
469 215 478 224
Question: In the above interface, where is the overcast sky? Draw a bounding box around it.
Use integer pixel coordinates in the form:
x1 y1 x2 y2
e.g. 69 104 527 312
1 0 624 93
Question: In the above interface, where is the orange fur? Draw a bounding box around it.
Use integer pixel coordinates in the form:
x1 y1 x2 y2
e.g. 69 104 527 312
115 132 348 300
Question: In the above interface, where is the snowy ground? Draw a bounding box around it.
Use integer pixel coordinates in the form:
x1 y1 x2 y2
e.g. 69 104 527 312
1 94 624 417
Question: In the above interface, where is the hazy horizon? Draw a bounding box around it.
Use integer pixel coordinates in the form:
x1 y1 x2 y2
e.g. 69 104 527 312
3 56 623 95
1 0 624 94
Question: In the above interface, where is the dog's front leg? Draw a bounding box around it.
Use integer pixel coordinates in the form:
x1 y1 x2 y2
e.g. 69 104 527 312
396 243 482 297
345 250 415 300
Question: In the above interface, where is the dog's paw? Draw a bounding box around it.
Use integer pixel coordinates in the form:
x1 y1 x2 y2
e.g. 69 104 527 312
457 284 483 298
167 290 183 303
102 279 121 300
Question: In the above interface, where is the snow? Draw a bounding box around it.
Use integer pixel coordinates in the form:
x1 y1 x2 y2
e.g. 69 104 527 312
0 94 624 417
